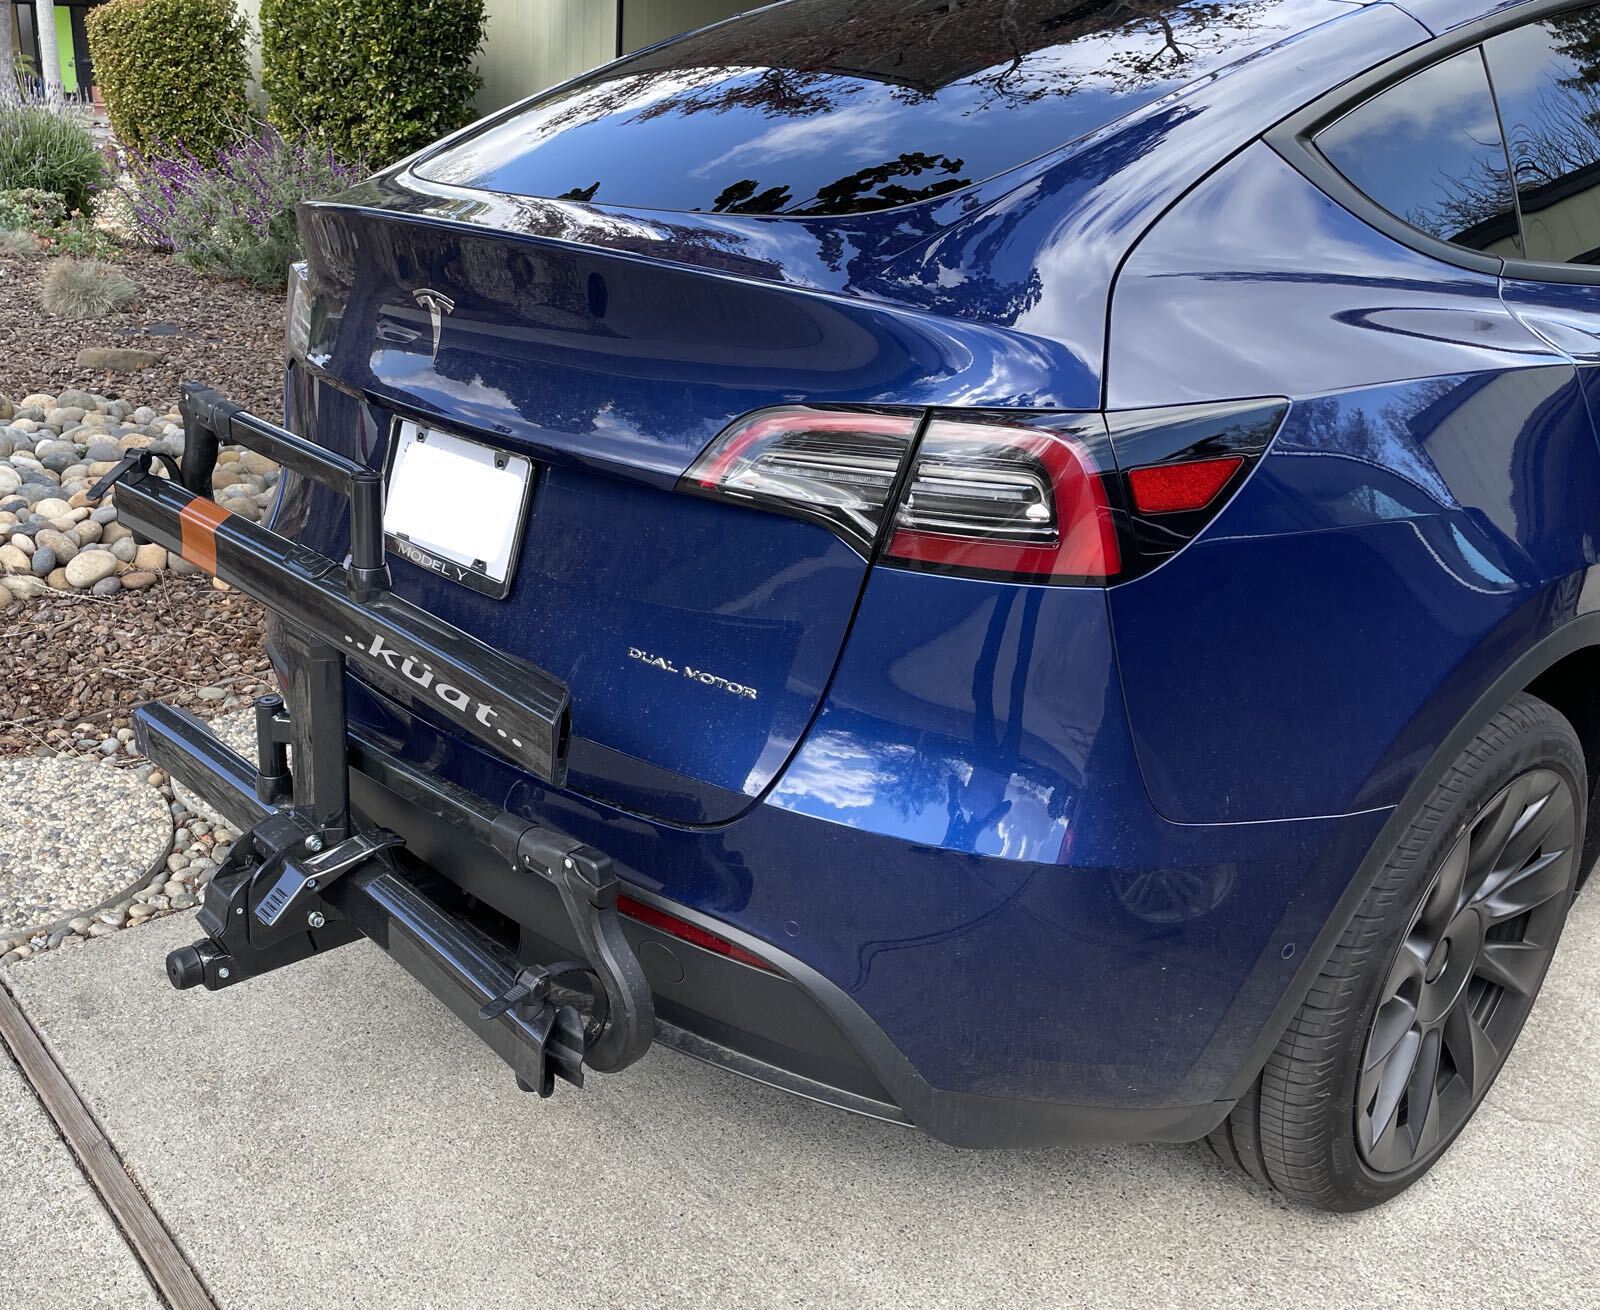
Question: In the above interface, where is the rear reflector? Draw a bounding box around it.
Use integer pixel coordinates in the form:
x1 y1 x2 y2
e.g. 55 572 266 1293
617 894 777 972
1126 455 1244 514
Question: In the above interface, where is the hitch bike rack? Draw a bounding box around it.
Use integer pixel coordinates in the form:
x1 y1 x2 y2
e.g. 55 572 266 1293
100 383 656 1096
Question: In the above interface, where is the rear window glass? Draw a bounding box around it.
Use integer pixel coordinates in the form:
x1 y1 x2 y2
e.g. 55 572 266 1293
415 0 1330 216
1315 50 1521 254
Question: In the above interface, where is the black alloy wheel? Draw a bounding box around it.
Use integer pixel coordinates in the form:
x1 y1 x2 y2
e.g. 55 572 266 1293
1356 767 1577 1174
1207 693 1585 1210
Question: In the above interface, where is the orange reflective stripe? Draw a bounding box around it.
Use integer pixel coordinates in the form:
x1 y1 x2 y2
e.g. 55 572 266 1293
178 498 231 575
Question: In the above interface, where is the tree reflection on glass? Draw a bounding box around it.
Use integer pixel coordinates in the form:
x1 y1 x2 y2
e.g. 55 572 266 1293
417 0 1283 216
1488 16 1600 263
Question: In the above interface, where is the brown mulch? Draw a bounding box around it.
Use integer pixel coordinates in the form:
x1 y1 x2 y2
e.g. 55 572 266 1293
0 243 284 756
0 244 286 420
0 574 271 756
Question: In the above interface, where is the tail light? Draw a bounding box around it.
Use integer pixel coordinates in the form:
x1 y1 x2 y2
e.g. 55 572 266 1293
683 406 919 553
884 417 1120 582
682 399 1288 584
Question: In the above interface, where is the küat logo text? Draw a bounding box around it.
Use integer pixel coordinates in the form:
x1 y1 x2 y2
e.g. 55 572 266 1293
345 631 526 751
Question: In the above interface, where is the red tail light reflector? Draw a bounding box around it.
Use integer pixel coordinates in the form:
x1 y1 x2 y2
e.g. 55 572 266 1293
1126 455 1245 514
617 894 777 972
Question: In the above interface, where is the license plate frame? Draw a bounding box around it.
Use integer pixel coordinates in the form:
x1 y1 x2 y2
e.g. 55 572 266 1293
383 418 536 600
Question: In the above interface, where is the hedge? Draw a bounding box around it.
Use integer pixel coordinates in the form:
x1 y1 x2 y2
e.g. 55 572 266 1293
260 0 485 167
85 0 250 161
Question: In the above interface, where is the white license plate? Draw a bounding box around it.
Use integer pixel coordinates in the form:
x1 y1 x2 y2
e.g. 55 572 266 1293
383 421 535 598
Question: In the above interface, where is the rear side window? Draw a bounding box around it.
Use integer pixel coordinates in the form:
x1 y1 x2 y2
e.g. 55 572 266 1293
414 0 1338 216
1314 49 1521 255
1484 16 1600 265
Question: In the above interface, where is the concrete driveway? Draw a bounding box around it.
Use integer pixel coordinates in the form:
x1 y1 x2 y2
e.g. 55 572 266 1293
4 897 1597 1309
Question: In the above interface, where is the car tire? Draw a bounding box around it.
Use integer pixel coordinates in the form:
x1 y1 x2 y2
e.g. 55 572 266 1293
1208 692 1586 1211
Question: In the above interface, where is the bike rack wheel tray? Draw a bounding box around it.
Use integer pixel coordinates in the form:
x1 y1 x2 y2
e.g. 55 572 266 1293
100 383 655 1096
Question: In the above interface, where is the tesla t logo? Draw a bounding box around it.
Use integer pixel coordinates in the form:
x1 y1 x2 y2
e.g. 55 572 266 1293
412 288 455 361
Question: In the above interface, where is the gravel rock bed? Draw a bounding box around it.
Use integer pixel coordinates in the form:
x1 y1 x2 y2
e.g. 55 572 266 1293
0 764 239 966
0 752 171 938
0 576 270 756
0 387 277 754
0 386 281 608
0 246 285 421
0 380 279 959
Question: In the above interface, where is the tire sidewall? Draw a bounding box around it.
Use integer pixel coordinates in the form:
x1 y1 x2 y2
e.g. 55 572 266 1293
1318 705 1586 1208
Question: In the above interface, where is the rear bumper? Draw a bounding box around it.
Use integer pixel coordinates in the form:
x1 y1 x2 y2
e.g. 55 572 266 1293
138 699 1230 1146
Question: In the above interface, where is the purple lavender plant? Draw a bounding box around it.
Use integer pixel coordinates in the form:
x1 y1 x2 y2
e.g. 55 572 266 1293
124 124 363 287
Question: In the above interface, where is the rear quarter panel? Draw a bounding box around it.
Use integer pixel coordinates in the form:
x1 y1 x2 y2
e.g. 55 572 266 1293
1106 140 1600 823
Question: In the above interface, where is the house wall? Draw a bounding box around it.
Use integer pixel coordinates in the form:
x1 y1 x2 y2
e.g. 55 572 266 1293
621 0 751 53
228 0 754 119
476 0 617 114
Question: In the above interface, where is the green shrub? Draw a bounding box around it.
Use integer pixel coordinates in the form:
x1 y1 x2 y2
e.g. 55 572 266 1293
260 0 485 166
43 217 121 258
0 108 104 213
0 188 71 232
40 257 138 318
0 187 118 256
86 0 250 161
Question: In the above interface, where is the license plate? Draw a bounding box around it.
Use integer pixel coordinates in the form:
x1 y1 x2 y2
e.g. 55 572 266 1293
383 420 535 599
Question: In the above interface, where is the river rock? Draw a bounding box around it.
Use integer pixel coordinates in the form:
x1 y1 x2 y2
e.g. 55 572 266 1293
33 527 76 562
64 549 117 589
75 347 162 372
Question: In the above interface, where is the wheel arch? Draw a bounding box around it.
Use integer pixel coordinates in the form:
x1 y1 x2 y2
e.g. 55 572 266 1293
1524 643 1600 889
1221 607 1600 1103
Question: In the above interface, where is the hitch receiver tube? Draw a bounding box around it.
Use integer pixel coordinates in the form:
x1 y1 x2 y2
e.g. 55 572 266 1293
135 702 653 1090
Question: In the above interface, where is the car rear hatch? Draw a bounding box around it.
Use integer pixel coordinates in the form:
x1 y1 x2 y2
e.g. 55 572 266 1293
284 197 1082 825
277 0 1326 825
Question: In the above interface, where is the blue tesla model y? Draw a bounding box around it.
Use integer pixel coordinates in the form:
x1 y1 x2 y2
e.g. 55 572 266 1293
123 0 1600 1211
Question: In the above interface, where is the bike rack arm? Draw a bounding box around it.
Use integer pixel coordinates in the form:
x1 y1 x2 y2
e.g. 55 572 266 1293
180 383 389 602
102 448 571 789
